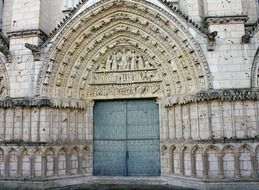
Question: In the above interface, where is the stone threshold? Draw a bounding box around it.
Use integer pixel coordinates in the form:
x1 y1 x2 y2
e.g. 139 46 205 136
0 175 259 190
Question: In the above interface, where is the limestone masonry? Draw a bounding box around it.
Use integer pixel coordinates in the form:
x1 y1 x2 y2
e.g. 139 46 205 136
0 0 259 189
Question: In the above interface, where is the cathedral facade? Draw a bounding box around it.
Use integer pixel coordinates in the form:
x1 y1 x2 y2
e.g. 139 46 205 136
0 0 259 189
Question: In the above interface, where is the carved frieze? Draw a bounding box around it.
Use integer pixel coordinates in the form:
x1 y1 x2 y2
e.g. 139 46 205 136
83 82 162 98
90 70 160 85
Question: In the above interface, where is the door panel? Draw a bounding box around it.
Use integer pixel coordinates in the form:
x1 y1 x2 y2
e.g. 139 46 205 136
126 100 160 176
127 140 160 176
94 101 126 140
94 140 126 176
93 99 160 176
93 101 126 176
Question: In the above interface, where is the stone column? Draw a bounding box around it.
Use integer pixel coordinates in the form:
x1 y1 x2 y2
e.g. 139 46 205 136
17 154 22 177
231 102 236 138
207 101 213 139
166 108 170 140
180 105 185 140
42 155 47 177
251 153 257 178
236 153 241 178
180 150 184 175
86 101 95 141
202 153 208 179
242 101 248 138
171 107 177 140
30 155 34 177
66 152 71 175
191 152 196 177
54 153 58 176
157 98 168 141
3 108 6 141
78 150 82 174
4 154 9 177
170 148 174 174
196 103 201 140
187 104 192 140
75 110 78 141
219 102 224 139
255 101 259 136
218 154 224 179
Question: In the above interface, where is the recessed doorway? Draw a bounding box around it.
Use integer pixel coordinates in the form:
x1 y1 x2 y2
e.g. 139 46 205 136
93 99 160 176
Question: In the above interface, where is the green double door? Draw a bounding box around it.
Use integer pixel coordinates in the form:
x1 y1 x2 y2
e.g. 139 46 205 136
93 99 160 176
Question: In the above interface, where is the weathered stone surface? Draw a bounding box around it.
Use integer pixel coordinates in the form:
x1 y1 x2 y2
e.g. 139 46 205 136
0 0 258 189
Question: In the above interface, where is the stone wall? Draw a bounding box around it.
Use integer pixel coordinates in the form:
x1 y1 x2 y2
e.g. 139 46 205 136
159 100 259 140
1 0 13 35
242 0 259 24
0 145 92 178
0 0 258 189
162 142 259 179
0 106 90 143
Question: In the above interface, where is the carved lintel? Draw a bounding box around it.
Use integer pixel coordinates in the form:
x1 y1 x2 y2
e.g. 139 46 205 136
25 43 41 61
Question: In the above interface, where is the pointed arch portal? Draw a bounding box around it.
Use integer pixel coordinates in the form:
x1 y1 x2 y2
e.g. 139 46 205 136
38 0 212 100
37 0 212 177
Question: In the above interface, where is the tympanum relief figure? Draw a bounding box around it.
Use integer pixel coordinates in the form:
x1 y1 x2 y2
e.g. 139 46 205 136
101 48 154 72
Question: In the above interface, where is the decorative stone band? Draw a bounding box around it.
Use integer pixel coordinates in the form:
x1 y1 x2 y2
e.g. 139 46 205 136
204 15 249 25
0 98 87 109
0 89 258 109
161 136 259 145
7 29 48 41
162 88 259 107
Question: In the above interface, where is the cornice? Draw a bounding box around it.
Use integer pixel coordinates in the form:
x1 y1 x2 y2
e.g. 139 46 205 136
7 29 48 41
163 88 259 107
205 15 248 25
0 98 87 109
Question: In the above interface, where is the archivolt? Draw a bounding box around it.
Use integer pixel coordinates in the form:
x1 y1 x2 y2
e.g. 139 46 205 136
0 52 9 97
251 48 259 88
37 0 212 100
